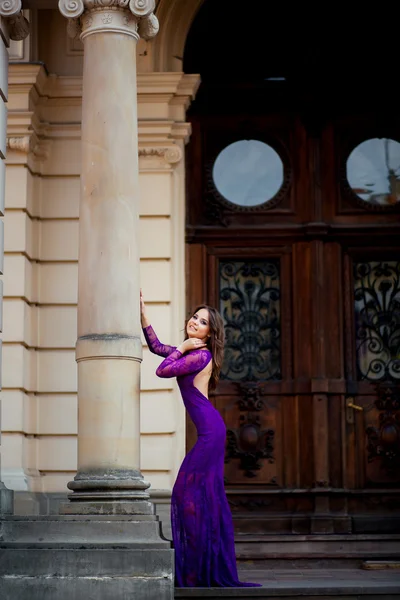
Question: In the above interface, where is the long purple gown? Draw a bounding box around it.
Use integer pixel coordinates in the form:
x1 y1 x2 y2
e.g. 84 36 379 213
143 325 260 588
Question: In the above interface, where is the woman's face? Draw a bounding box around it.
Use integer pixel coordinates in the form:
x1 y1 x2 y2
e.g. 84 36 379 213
187 308 210 342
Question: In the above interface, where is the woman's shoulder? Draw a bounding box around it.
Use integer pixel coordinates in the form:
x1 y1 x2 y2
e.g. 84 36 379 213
198 347 212 356
187 348 212 361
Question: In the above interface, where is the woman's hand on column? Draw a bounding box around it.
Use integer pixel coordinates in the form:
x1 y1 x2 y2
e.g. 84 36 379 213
140 289 150 328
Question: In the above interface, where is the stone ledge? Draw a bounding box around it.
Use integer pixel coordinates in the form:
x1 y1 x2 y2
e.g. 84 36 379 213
0 515 169 545
0 547 173 577
0 575 174 600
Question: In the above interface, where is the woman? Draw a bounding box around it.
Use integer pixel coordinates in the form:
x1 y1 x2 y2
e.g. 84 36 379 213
140 291 260 588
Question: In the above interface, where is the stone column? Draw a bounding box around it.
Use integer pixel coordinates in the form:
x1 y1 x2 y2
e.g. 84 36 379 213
58 0 159 515
0 0 29 515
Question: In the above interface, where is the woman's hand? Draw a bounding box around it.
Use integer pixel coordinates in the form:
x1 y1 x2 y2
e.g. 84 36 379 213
140 289 150 328
177 338 207 354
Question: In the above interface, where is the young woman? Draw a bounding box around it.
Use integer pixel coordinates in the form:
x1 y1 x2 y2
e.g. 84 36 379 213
140 291 260 588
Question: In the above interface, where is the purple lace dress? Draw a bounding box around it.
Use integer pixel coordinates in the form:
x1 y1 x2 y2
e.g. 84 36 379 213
143 325 260 588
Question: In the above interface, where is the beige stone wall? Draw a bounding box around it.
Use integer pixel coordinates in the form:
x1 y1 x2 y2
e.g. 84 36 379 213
0 15 9 491
1 17 199 495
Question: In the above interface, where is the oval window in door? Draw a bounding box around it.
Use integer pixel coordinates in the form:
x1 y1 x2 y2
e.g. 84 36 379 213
346 138 400 207
212 140 284 207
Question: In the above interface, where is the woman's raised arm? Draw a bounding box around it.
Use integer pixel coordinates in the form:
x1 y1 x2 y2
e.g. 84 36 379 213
141 289 176 357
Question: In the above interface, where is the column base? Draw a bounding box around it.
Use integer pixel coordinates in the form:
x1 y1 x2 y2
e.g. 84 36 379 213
60 500 153 516
59 468 154 515
0 482 14 515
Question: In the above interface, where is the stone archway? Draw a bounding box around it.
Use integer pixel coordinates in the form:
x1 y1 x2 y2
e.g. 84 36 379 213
151 0 204 72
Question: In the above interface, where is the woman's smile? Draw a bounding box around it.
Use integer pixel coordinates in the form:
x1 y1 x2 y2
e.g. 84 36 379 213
187 308 210 341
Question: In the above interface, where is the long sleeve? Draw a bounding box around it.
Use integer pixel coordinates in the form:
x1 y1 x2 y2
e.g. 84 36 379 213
143 325 177 358
156 348 212 379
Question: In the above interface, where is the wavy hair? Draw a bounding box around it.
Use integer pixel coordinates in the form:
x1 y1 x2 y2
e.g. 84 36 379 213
185 305 225 391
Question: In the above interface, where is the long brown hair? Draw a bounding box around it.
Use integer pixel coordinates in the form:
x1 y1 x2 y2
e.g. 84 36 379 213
185 305 225 391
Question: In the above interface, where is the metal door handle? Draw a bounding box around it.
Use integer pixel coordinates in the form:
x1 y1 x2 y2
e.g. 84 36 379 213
347 399 363 411
346 397 363 424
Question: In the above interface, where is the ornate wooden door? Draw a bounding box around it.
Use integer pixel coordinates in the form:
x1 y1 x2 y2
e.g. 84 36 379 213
185 99 400 538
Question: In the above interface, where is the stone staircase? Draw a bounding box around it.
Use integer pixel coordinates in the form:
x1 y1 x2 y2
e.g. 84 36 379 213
175 535 400 600
1 518 400 599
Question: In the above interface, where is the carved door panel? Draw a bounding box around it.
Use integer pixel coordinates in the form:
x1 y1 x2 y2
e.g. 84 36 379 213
185 108 400 536
343 256 400 531
210 253 289 493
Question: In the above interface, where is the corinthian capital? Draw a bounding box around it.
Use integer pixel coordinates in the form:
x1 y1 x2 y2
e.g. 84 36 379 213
59 0 158 40
0 0 30 41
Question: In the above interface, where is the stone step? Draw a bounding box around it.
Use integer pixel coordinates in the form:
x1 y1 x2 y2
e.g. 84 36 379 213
363 561 400 570
0 547 173 577
174 568 400 599
0 515 170 546
0 575 173 600
234 534 400 560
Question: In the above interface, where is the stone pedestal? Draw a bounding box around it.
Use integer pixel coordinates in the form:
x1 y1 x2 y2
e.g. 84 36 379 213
0 515 173 600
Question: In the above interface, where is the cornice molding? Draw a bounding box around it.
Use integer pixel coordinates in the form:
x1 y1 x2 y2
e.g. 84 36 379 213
38 71 201 103
7 64 48 97
6 137 182 167
6 66 197 160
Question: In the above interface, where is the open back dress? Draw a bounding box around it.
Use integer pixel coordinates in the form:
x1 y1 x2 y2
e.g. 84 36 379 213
143 325 260 588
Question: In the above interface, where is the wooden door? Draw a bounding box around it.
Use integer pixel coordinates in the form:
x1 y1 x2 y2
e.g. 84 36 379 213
185 102 400 537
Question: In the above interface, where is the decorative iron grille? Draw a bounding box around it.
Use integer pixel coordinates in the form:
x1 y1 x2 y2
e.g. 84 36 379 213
354 261 400 381
219 260 281 381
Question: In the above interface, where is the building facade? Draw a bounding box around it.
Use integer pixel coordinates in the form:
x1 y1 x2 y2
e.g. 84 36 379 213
2 0 200 503
1 0 400 546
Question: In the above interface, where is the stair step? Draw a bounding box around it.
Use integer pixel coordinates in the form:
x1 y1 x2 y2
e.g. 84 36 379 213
362 561 400 570
174 569 400 599
235 534 400 560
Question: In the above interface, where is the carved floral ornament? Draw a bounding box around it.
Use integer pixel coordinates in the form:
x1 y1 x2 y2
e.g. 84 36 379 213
0 0 30 41
58 0 159 40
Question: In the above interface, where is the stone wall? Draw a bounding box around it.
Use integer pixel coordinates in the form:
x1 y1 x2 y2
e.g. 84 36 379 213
0 15 8 512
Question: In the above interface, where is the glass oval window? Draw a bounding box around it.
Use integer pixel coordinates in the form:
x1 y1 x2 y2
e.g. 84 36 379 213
212 140 284 207
346 138 400 206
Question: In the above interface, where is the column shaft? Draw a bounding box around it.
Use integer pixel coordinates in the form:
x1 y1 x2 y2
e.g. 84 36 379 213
57 3 159 514
76 29 141 474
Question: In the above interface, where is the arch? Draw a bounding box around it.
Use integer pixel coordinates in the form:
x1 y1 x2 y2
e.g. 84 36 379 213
152 0 205 72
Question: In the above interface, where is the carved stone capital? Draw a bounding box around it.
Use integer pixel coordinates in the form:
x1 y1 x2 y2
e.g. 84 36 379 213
0 0 21 17
0 0 30 41
128 0 154 18
138 11 158 40
58 0 158 41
